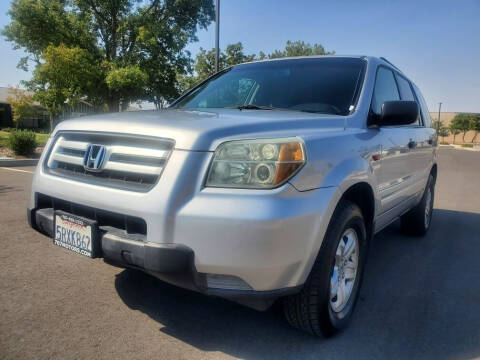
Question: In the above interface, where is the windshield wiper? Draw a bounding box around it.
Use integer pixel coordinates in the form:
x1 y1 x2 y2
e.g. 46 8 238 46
227 104 277 111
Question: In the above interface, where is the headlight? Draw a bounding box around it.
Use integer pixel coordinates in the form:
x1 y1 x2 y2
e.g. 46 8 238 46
206 138 306 189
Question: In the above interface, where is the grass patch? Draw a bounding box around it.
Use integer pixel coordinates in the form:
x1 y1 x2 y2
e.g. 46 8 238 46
461 143 474 148
35 132 49 146
0 130 49 147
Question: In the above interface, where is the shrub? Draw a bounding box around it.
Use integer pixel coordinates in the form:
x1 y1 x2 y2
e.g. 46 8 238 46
461 143 474 148
7 130 37 156
1 127 17 132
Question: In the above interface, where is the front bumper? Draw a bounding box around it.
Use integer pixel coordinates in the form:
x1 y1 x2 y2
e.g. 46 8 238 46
28 206 303 309
29 147 339 304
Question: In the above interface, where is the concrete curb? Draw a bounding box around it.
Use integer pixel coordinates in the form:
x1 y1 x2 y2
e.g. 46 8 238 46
439 144 480 151
0 159 38 167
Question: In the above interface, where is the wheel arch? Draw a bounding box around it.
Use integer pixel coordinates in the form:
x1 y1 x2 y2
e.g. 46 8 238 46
339 182 375 241
430 163 438 184
297 180 376 288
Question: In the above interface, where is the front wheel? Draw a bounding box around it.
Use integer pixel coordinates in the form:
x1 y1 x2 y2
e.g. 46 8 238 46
401 174 435 236
283 200 367 337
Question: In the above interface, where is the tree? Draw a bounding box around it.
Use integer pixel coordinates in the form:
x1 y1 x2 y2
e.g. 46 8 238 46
31 44 104 131
6 87 37 128
106 65 148 110
3 0 215 111
431 119 441 132
452 113 474 143
193 42 256 82
469 114 480 143
448 122 460 143
432 120 449 143
268 40 334 59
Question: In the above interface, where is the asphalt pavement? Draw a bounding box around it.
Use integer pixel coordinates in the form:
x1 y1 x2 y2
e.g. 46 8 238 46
0 147 479 360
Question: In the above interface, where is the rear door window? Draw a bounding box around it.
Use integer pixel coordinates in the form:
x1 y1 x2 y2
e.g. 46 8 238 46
371 67 400 115
396 74 422 126
396 75 415 101
412 84 432 128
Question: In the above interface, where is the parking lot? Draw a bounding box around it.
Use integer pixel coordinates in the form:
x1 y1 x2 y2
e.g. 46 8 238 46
1 146 479 360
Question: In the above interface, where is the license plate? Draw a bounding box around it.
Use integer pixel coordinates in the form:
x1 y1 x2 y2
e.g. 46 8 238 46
53 211 98 258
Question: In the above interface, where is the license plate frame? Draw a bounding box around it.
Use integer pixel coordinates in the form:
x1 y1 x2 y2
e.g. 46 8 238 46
53 210 100 258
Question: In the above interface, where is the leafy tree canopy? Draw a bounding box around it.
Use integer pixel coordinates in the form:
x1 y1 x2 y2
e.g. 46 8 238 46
6 87 38 127
2 0 215 111
452 113 480 142
268 40 334 59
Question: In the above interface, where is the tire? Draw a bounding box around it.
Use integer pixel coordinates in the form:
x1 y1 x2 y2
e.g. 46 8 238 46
283 200 367 337
400 174 435 236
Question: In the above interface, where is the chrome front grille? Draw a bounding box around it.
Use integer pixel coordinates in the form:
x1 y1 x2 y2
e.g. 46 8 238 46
45 132 174 192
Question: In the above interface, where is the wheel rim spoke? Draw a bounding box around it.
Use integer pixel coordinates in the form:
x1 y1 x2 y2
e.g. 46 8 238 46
343 236 355 258
329 228 360 313
344 264 356 280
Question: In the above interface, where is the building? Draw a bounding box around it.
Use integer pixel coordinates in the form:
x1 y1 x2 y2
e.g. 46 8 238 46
0 87 49 129
0 87 97 130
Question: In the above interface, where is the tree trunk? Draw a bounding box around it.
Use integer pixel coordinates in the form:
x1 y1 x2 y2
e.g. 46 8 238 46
462 132 466 143
472 131 478 143
453 134 456 143
107 97 120 112
49 114 54 134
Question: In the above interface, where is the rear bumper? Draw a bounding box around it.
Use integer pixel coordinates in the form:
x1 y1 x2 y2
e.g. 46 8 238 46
28 206 302 310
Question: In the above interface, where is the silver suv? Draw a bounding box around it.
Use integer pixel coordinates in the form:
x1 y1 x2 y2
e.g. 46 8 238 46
28 56 437 336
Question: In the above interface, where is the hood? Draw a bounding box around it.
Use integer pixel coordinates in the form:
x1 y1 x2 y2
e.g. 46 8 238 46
53 109 346 151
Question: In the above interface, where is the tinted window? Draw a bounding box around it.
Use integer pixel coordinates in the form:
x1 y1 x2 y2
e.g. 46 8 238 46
174 58 366 116
396 75 415 101
371 67 399 114
396 75 422 125
412 84 431 127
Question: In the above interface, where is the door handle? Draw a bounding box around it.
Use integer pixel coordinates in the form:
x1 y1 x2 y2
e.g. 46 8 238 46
408 140 417 149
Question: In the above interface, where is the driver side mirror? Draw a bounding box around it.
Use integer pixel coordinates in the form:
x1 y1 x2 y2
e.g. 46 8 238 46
372 101 419 127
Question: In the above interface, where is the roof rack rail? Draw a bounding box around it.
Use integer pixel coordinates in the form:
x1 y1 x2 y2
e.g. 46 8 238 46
379 57 401 71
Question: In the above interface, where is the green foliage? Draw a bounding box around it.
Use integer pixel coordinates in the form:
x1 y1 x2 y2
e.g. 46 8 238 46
0 131 48 148
7 129 37 155
432 120 449 140
437 126 449 138
468 114 480 143
448 121 461 143
268 40 334 59
191 42 256 85
3 0 215 110
6 87 38 126
2 0 95 66
461 143 474 148
452 113 480 143
176 73 201 97
106 65 148 104
30 44 103 129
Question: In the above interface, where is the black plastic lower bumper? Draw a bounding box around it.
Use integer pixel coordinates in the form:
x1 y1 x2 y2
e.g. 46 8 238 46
28 206 301 310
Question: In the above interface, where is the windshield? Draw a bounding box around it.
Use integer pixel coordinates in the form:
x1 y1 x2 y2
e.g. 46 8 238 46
173 57 365 115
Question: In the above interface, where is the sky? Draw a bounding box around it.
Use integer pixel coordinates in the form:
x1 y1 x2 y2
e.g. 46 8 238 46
0 0 479 113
